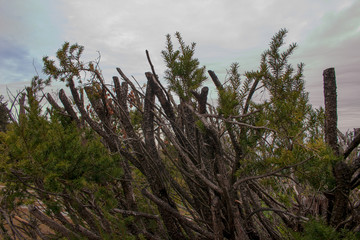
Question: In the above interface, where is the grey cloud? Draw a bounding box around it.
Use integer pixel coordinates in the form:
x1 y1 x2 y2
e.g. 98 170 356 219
293 1 360 131
2 0 355 130
0 38 37 84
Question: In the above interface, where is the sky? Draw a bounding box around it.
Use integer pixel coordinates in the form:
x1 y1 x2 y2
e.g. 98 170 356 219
0 0 359 132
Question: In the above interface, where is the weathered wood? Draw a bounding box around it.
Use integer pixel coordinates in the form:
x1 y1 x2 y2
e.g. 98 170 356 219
29 206 83 239
330 161 351 227
191 86 208 114
323 68 339 155
142 189 215 239
323 68 352 227
344 131 360 159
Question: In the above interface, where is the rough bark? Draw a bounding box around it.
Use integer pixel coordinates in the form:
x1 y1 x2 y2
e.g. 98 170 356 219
323 68 352 227
29 206 83 239
144 72 186 239
323 68 339 155
344 131 360 160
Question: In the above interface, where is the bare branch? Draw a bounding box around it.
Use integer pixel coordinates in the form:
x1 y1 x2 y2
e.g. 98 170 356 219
208 70 223 90
233 157 312 190
58 90 81 126
246 207 308 222
29 206 83 239
142 189 215 239
344 132 360 159
111 209 159 219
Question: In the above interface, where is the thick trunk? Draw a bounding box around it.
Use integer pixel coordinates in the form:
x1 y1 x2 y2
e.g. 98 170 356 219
323 68 351 227
323 68 338 155
330 162 351 227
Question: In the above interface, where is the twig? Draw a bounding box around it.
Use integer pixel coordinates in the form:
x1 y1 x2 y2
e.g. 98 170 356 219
142 188 215 239
245 207 308 222
111 208 159 219
233 157 312 190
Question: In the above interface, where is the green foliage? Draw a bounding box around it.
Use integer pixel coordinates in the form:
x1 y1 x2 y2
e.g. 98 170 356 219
223 62 253 114
161 32 207 101
259 29 310 139
42 41 102 87
216 64 241 117
217 86 239 117
0 86 136 238
0 95 9 132
296 140 339 191
293 219 359 240
305 107 325 142
129 108 143 131
195 119 206 133
43 42 85 83
227 62 241 90
0 87 121 209
234 29 314 169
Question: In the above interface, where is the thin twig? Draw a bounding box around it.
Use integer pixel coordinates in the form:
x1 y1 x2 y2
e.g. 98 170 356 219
233 157 313 190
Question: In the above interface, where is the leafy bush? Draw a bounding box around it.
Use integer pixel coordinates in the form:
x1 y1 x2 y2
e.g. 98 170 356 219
293 220 359 240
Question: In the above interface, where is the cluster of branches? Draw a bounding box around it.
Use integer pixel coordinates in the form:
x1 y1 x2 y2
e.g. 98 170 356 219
0 29 360 239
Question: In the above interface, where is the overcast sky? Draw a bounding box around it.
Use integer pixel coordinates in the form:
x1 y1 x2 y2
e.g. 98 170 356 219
1 0 359 132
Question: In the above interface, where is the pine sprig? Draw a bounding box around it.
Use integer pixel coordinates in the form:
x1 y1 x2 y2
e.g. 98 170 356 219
161 32 207 101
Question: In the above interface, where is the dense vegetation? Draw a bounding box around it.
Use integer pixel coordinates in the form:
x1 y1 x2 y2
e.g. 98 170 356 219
0 95 9 132
0 29 359 239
